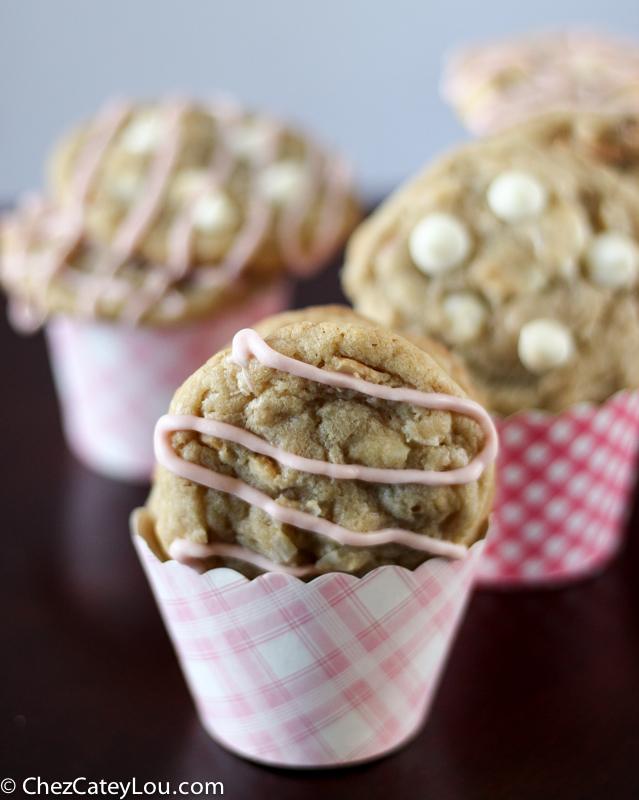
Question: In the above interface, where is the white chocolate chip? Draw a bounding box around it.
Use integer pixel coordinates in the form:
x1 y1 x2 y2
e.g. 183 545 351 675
229 121 273 159
121 112 164 154
408 213 471 275
192 191 239 232
258 160 307 205
586 232 639 288
487 171 548 223
518 319 575 374
442 292 487 342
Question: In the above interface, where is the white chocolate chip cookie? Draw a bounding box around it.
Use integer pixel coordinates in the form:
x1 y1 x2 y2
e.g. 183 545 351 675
147 315 495 578
441 30 639 136
1 98 361 326
342 129 639 414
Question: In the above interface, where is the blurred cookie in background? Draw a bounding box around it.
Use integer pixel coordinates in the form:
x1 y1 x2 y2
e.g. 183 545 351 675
441 30 639 135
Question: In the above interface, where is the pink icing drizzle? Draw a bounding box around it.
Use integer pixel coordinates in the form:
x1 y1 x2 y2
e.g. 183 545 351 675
278 142 353 277
0 104 132 332
166 136 237 280
184 116 280 290
442 30 639 134
3 99 356 328
168 538 325 578
82 101 187 320
155 329 498 573
228 329 498 481
46 102 132 280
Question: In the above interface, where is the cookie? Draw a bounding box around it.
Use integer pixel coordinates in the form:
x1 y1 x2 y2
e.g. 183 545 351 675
342 133 639 415
251 303 480 399
0 98 361 327
498 110 639 181
441 30 639 135
147 319 497 578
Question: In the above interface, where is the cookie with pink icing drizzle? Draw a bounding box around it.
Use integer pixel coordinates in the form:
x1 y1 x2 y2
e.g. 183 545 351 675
0 98 361 328
441 30 639 136
146 317 497 579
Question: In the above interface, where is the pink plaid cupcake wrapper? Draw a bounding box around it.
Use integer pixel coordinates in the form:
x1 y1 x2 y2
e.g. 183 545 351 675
44 282 291 483
131 511 484 768
477 389 639 589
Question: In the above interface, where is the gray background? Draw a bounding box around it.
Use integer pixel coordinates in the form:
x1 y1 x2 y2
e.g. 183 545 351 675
1 0 638 201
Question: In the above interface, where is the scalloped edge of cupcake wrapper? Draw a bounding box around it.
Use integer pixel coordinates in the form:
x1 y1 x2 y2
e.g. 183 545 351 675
131 510 484 767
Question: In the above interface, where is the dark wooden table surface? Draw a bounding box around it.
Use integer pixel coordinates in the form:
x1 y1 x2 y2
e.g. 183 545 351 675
2 260 639 800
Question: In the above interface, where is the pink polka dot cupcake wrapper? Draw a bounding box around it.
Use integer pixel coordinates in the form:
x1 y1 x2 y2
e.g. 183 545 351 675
131 515 484 769
477 390 639 589
44 281 291 483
